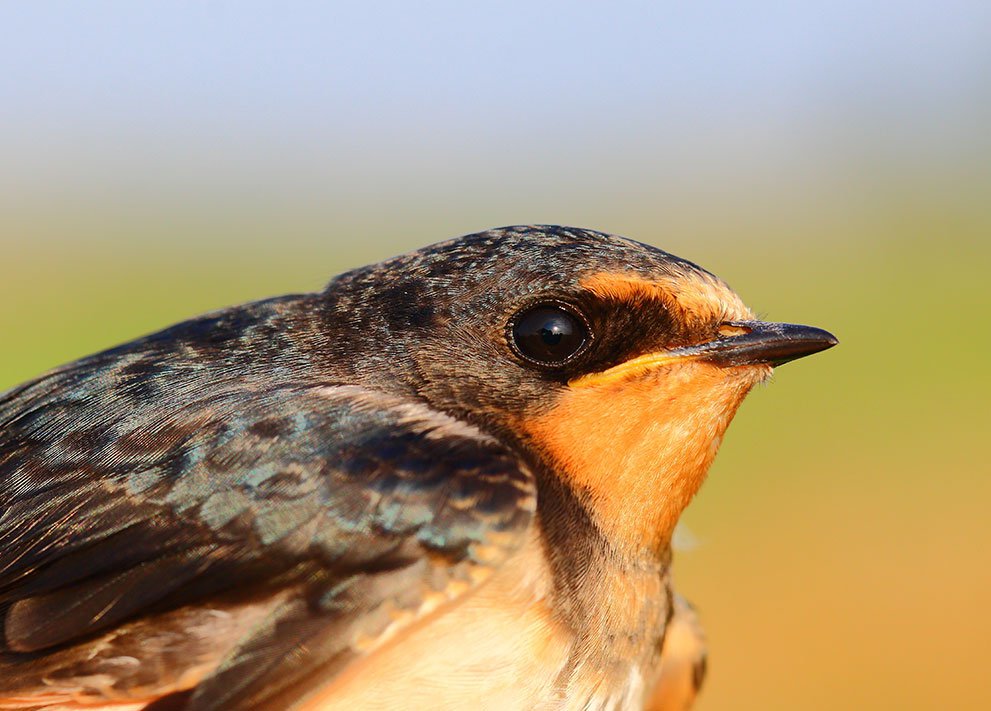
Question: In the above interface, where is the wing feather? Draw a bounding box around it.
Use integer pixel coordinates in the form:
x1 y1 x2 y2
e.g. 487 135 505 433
0 353 535 710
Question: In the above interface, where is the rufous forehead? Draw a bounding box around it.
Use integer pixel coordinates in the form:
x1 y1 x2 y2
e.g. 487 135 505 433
579 271 754 325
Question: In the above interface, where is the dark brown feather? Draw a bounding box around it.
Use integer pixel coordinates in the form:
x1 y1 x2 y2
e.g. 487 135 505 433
0 376 535 708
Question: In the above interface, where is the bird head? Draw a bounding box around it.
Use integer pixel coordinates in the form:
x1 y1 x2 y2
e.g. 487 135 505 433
323 226 836 557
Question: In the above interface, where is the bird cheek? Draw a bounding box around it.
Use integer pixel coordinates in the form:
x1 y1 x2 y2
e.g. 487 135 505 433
521 361 762 554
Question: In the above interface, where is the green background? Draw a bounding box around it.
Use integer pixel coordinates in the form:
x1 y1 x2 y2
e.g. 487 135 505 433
2 3 989 709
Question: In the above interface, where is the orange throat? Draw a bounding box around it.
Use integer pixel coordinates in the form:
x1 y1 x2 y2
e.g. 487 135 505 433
525 361 768 555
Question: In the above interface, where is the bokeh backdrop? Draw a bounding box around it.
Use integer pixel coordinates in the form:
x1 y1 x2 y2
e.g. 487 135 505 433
2 3 989 709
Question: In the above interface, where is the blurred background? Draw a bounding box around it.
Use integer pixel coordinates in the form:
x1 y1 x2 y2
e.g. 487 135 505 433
1 2 988 709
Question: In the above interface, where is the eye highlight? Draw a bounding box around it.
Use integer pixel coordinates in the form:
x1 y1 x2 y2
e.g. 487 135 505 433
509 303 591 367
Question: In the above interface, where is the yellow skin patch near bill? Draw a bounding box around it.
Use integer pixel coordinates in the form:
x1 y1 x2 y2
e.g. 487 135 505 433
569 350 702 389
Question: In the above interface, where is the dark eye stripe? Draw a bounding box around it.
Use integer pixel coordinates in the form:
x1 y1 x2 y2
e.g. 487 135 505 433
510 304 590 367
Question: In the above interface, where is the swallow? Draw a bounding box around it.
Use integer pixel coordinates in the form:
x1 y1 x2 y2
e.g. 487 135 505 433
0 225 836 710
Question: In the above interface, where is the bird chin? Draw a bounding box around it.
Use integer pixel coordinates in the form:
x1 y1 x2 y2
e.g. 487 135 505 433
524 359 767 555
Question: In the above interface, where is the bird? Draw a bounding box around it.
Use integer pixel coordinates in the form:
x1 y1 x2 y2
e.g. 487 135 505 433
0 225 836 711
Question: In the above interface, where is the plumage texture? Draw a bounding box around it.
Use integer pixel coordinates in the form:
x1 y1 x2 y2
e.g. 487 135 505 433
0 376 534 707
0 226 831 709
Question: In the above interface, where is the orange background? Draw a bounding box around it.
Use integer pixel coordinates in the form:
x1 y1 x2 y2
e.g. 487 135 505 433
2 5 988 709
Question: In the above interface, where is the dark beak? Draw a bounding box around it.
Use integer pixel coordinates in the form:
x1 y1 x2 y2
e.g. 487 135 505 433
570 319 837 388
677 321 838 367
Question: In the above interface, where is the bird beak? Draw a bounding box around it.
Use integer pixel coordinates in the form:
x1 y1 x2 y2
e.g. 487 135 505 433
679 321 839 367
569 321 837 388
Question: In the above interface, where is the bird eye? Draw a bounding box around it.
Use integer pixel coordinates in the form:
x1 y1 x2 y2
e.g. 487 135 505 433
510 303 590 366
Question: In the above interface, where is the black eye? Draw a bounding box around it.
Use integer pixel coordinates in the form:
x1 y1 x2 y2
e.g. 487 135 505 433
510 303 590 366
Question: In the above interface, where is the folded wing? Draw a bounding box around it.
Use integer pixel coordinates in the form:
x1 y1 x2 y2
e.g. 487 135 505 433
0 367 535 709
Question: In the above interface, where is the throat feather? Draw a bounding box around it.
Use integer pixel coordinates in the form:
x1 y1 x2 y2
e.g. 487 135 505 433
525 362 763 554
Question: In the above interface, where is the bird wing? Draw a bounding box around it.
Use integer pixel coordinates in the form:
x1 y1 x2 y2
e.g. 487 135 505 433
645 593 707 711
0 370 536 709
